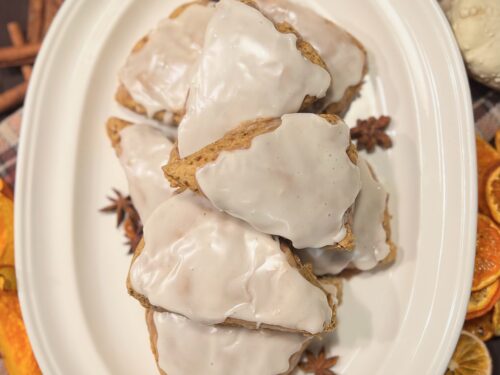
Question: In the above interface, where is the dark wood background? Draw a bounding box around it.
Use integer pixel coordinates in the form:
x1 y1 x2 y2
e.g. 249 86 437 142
1 0 500 373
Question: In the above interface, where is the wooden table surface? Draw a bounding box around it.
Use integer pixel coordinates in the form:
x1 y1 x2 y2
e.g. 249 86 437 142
1 1 500 374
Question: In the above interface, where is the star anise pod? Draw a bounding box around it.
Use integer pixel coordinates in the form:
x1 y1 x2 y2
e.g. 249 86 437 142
350 115 392 153
125 224 143 255
123 203 143 254
100 188 133 227
299 348 339 375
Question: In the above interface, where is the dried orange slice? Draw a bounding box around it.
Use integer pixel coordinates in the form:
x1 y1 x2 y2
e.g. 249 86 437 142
0 266 16 292
446 331 491 375
472 215 500 291
464 311 494 341
0 178 13 200
467 279 500 319
496 130 500 153
0 291 41 375
492 300 500 336
486 164 500 225
477 135 500 216
0 188 14 266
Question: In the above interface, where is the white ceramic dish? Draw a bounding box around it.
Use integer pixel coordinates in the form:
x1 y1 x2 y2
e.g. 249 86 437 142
15 0 476 374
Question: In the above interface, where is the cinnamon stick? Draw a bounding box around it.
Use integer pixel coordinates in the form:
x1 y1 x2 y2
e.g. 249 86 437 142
0 44 41 69
27 0 45 43
43 0 62 37
0 82 29 114
7 23 33 81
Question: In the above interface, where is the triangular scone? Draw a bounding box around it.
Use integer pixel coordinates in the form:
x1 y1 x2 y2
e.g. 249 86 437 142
105 117 175 221
127 190 336 335
255 0 368 116
146 309 311 375
298 158 397 276
319 276 344 306
176 0 332 157
164 113 360 250
116 1 216 124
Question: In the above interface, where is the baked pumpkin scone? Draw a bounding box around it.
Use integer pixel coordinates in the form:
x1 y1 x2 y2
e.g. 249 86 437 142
146 309 311 375
118 0 366 124
176 0 332 157
298 158 397 275
105 117 175 221
164 113 360 250
255 0 368 116
319 276 344 306
116 1 216 124
127 190 336 336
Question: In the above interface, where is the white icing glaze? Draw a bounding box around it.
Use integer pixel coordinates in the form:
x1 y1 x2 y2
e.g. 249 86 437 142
351 158 390 269
153 311 308 375
298 158 390 275
255 0 366 106
177 0 331 157
319 280 339 306
119 4 215 118
298 248 353 276
131 190 332 334
196 113 360 249
119 124 175 221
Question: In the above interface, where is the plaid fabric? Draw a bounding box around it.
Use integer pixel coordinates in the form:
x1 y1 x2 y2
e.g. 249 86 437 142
472 81 500 141
0 108 21 189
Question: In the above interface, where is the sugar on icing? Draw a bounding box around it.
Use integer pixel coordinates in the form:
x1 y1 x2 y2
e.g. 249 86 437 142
118 124 175 221
196 113 361 249
298 158 391 274
130 190 332 334
119 3 215 119
255 0 366 108
153 311 309 375
177 0 331 157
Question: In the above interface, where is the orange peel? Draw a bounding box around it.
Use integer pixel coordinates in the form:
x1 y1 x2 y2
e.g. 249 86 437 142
464 310 494 342
486 163 500 225
467 280 500 320
0 178 13 200
0 290 41 375
0 180 14 267
467 279 500 317
472 215 500 291
476 134 500 216
0 265 17 292
493 300 500 336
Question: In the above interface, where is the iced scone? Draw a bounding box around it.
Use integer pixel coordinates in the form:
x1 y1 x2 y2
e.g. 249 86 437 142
127 190 336 335
165 113 360 250
255 0 368 115
146 310 311 375
117 0 367 123
105 117 175 220
176 0 332 157
116 1 216 124
106 119 313 375
103 0 399 372
298 158 397 275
